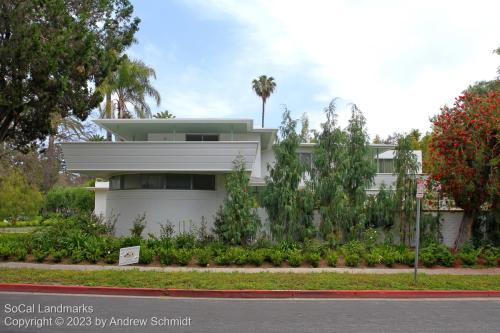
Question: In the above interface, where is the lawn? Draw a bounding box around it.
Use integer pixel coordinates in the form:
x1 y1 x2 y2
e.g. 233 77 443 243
0 268 499 290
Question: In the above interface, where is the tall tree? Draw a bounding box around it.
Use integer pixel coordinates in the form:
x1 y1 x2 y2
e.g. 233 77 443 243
393 134 420 246
311 100 349 240
252 75 276 128
99 56 161 140
263 107 315 241
0 0 139 147
429 89 499 248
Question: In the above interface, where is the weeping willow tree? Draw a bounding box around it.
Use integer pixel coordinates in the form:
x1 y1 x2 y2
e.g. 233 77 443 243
394 134 420 246
312 101 375 241
263 107 315 241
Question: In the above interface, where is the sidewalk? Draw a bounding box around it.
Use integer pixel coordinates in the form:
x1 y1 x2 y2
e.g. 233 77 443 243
1 262 499 275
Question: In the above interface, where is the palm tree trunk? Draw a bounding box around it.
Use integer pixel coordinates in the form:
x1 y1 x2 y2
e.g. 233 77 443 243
43 134 57 192
105 91 113 141
261 99 265 128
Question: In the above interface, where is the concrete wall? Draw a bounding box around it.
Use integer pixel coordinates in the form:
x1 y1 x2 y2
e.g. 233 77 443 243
94 191 107 217
106 175 226 236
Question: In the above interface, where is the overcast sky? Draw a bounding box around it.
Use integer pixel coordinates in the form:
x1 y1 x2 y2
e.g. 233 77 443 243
127 0 499 138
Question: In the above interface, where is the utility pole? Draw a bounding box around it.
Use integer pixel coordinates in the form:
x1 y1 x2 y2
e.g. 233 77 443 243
414 177 425 284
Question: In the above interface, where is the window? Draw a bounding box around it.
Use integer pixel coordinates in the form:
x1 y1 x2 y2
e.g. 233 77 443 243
186 134 219 141
109 174 216 190
298 152 313 169
378 159 395 173
166 174 191 189
193 174 216 190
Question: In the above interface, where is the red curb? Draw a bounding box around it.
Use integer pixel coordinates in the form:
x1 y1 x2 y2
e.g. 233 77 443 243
1 284 499 298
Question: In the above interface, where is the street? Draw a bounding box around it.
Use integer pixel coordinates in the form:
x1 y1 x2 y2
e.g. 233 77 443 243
0 292 499 333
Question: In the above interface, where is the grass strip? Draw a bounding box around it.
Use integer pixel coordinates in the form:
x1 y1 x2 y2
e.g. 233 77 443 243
0 268 499 290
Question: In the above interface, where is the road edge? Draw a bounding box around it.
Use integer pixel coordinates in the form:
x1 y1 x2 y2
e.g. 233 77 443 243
1 284 499 298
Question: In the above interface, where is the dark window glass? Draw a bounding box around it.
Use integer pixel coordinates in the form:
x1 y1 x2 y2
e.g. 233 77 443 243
166 174 191 189
186 134 203 141
202 135 219 141
142 174 164 189
110 176 121 190
185 134 219 141
123 174 142 189
193 175 215 190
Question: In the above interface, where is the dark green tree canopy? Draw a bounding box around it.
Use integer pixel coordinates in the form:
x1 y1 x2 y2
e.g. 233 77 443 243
0 0 139 147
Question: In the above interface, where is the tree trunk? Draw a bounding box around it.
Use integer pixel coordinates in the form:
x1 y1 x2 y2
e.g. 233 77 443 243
43 134 57 192
105 91 113 141
454 212 474 250
261 99 265 128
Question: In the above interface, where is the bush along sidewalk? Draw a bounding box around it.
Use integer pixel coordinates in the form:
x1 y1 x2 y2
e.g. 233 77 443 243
1 217 499 269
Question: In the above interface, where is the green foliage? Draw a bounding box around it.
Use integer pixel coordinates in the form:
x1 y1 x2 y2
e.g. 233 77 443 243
312 101 375 241
174 232 197 249
420 243 455 267
247 249 266 266
325 251 338 267
269 250 285 267
341 240 366 258
364 251 382 267
213 158 261 245
480 246 499 267
0 170 44 221
139 247 154 265
457 243 480 267
50 249 68 263
154 110 175 119
195 248 212 267
344 253 361 267
13 248 27 261
366 185 395 230
33 249 48 263
0 0 139 146
129 213 147 238
287 250 304 267
44 187 94 216
394 134 420 246
159 248 176 266
263 108 315 241
306 252 321 268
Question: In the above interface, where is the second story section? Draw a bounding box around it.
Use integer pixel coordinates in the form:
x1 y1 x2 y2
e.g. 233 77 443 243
61 119 276 178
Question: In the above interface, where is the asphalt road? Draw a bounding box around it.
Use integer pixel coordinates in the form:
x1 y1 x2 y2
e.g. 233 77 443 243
0 292 499 333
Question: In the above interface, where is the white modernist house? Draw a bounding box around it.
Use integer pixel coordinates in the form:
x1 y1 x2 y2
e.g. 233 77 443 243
61 119 422 236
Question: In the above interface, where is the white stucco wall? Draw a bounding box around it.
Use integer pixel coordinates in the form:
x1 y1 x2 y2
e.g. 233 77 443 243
94 191 108 217
106 175 226 236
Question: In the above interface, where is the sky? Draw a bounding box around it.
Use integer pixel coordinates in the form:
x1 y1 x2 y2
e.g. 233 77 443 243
126 0 499 139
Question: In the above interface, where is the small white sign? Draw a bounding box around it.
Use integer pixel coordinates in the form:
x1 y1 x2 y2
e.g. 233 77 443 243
119 246 140 266
416 178 425 199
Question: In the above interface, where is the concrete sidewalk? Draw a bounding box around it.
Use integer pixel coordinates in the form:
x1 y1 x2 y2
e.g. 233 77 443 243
1 262 499 275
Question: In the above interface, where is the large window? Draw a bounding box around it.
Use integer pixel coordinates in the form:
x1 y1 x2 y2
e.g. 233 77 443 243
185 134 219 141
378 159 395 173
109 174 216 191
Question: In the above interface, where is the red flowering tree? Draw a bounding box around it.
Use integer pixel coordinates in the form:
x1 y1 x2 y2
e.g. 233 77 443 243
429 89 499 248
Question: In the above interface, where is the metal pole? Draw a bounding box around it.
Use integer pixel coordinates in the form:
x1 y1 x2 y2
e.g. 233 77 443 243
414 198 421 284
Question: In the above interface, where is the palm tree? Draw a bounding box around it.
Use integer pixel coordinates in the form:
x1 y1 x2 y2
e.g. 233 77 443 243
252 75 276 128
99 56 161 139
154 110 175 119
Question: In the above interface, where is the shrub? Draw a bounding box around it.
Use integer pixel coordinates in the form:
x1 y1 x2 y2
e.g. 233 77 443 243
45 186 94 216
420 243 455 267
480 247 498 267
0 171 44 221
174 232 197 249
380 247 398 267
344 253 360 267
364 251 382 267
196 248 212 267
398 248 415 267
50 249 68 263
139 247 154 265
70 250 85 264
288 250 304 267
269 250 285 267
33 250 48 263
174 249 193 266
13 248 27 261
130 214 147 238
0 244 11 260
159 248 176 265
457 244 480 267
325 251 338 267
247 249 265 266
306 252 321 268
104 252 118 264
341 240 366 257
